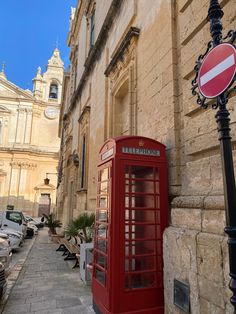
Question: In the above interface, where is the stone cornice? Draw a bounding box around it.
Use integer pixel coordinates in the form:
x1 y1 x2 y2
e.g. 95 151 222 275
34 184 56 191
68 0 123 114
104 27 140 77
0 78 34 100
0 95 33 102
0 147 59 157
68 1 84 47
171 195 225 210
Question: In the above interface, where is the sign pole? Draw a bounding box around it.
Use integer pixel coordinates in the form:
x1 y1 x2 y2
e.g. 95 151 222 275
208 2 236 311
216 95 236 312
192 0 236 311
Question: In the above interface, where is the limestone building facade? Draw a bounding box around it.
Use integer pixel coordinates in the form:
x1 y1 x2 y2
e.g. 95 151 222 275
0 48 64 217
57 0 235 313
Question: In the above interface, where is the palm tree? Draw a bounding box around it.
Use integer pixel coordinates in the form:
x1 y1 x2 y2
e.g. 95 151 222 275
65 212 95 243
43 213 62 235
64 220 80 244
76 212 95 243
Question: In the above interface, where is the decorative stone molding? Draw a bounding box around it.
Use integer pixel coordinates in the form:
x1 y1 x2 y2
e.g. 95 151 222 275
78 105 91 123
63 113 71 130
0 105 11 114
34 183 56 191
104 27 140 77
171 195 225 210
47 48 64 68
17 107 27 113
57 156 63 186
65 135 73 145
10 161 37 169
84 0 96 17
105 27 139 137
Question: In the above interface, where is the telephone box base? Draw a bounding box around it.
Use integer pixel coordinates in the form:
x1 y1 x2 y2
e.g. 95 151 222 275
93 300 164 314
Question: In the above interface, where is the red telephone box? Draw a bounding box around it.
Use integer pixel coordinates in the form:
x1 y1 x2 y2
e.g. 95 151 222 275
92 136 168 314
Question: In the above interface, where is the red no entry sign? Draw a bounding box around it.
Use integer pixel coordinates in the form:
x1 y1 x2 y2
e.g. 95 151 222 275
198 43 236 98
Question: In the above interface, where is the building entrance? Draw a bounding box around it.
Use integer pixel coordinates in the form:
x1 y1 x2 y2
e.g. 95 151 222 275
38 193 51 217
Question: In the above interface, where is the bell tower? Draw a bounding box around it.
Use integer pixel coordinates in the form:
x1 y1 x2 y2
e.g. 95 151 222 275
32 48 64 104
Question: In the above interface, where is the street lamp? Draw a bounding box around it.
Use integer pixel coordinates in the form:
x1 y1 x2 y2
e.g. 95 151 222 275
191 0 236 310
44 172 58 185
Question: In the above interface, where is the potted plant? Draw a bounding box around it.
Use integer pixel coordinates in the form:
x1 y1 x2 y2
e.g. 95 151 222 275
64 219 81 244
64 212 94 241
42 213 62 236
65 212 95 284
76 212 95 284
75 212 95 243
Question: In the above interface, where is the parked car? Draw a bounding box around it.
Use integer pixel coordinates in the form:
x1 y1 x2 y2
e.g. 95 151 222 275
24 215 44 228
0 210 27 237
0 263 6 298
27 222 38 235
0 237 12 273
26 226 34 238
0 228 23 250
0 232 10 245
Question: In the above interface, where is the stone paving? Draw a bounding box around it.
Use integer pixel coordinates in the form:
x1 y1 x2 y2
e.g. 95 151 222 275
1 229 95 314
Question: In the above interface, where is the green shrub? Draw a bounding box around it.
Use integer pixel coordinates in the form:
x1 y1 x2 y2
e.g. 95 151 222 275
65 212 95 243
43 213 62 234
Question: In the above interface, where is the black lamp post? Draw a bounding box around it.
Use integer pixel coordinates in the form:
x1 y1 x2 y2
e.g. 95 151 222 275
192 0 236 311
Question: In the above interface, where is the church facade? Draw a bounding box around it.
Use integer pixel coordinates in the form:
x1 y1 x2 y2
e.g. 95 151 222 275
0 48 64 217
57 0 235 313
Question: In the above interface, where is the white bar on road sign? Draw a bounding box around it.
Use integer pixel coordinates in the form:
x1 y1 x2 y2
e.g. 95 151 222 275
200 54 235 86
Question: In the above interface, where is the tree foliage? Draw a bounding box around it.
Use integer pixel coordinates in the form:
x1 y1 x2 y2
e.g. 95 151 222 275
65 212 95 243
43 213 62 234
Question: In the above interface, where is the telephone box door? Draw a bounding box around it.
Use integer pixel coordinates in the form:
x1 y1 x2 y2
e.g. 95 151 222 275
116 160 167 313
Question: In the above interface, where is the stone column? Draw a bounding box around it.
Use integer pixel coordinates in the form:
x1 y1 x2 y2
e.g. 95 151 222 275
19 166 27 195
31 108 41 146
24 109 33 144
8 163 19 207
16 108 26 143
8 110 17 143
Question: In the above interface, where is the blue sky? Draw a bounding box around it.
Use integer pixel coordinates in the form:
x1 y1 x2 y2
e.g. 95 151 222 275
0 0 77 90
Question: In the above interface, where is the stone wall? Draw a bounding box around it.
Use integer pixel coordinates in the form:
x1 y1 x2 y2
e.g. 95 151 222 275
58 0 236 312
163 0 235 312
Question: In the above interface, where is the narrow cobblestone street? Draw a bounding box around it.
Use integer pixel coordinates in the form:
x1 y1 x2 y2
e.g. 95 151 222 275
1 229 94 314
